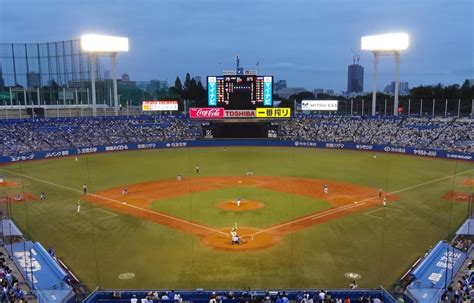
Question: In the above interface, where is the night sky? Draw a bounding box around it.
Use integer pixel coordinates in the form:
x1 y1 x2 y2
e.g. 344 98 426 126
1 0 472 91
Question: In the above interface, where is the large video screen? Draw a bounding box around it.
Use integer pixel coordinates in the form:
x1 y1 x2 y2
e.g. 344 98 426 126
208 75 273 109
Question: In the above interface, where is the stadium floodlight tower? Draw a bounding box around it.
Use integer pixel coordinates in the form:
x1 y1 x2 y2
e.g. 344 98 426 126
80 34 129 116
361 33 409 116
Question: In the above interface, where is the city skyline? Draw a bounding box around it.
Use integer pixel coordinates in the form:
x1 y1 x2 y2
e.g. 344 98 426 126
0 0 472 91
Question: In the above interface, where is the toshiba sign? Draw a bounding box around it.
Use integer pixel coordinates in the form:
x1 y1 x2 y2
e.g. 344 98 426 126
301 100 338 111
224 110 256 118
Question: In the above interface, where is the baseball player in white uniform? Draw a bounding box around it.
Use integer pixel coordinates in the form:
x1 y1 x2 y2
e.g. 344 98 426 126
323 184 329 194
237 196 241 207
77 200 81 213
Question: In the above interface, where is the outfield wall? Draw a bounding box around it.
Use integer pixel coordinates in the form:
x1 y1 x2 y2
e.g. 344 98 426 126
0 140 472 163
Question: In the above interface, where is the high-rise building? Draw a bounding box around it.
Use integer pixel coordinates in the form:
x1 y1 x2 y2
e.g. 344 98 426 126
121 73 130 82
313 88 325 97
347 60 364 93
274 80 287 91
384 81 409 95
27 71 41 88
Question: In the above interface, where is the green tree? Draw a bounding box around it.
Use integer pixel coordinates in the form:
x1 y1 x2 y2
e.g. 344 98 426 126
289 91 315 102
183 73 191 99
195 81 207 107
174 76 183 97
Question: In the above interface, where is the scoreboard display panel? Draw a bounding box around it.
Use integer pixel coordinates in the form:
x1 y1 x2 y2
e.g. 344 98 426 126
208 75 273 109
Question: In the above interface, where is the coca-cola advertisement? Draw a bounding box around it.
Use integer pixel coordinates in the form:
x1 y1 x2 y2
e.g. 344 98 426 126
189 107 225 119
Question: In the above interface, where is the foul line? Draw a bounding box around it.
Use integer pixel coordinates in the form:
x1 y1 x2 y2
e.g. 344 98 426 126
0 168 227 236
80 208 118 221
250 169 474 237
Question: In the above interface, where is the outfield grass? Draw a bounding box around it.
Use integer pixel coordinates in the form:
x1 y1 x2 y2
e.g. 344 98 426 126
0 147 472 290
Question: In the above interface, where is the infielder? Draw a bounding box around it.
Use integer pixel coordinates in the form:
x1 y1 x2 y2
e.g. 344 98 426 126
383 196 387 207
236 196 242 207
82 184 87 194
122 188 128 195
177 174 182 181
323 184 329 194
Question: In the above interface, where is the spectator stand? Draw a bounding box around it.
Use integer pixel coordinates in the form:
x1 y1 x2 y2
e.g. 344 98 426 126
82 288 396 303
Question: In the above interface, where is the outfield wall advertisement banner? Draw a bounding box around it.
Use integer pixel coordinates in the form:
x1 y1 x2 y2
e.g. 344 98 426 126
256 108 291 118
189 108 256 118
1 140 472 163
301 100 338 111
224 110 256 118
142 100 178 111
189 107 225 119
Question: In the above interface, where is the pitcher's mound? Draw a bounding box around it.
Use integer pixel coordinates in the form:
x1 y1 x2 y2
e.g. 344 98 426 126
0 181 20 188
217 200 264 211
201 227 278 251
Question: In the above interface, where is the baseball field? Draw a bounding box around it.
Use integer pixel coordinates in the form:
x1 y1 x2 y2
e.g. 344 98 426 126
0 146 472 290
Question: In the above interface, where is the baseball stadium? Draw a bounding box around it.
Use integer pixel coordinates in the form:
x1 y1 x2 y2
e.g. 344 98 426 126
0 17 473 303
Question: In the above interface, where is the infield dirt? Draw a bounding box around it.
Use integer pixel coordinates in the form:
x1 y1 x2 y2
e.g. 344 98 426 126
83 176 398 251
0 181 20 188
442 191 471 202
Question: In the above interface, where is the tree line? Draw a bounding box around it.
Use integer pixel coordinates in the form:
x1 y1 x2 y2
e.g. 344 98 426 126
276 79 474 115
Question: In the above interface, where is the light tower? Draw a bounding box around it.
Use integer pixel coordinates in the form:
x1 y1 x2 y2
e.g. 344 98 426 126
80 34 129 116
361 33 409 116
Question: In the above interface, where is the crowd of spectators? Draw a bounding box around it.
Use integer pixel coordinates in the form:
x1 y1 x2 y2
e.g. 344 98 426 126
441 269 474 302
0 251 26 302
0 115 472 156
0 116 202 156
120 290 385 303
279 116 473 153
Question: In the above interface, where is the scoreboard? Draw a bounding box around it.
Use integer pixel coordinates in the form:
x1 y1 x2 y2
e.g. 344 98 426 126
207 75 273 109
